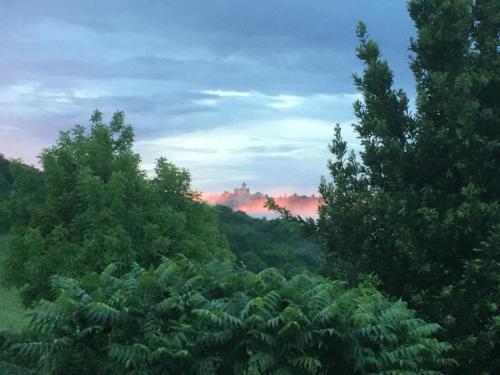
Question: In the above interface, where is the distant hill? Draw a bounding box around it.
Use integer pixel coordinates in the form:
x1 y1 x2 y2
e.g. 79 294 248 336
216 205 322 275
203 182 320 218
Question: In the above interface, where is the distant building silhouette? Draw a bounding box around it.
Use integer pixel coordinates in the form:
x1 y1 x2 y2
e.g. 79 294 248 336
202 182 320 218
234 182 250 196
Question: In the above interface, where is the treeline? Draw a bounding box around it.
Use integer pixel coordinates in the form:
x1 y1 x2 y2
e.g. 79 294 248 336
0 155 13 200
216 205 321 275
0 155 15 232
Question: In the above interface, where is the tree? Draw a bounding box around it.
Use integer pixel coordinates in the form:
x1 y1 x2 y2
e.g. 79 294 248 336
7 256 452 374
2 111 232 304
313 1 500 372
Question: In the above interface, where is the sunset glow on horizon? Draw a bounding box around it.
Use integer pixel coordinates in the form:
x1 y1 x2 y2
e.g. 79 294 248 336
202 182 320 218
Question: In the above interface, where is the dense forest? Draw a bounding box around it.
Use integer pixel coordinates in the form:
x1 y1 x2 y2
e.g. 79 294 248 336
216 205 321 276
0 0 499 374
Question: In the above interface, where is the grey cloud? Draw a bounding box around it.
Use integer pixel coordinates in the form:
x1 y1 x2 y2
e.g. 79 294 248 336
163 146 219 154
242 145 299 154
0 0 415 94
1 0 416 193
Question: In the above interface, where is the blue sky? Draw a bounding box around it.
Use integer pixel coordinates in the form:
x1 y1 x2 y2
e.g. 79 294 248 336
0 0 415 194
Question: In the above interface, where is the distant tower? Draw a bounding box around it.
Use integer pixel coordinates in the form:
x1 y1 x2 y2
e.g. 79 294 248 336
234 182 250 196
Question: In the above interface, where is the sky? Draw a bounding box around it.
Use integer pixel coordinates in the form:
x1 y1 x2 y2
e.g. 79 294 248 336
0 0 416 195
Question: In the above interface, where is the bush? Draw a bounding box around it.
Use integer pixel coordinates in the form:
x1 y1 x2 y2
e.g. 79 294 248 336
9 257 453 374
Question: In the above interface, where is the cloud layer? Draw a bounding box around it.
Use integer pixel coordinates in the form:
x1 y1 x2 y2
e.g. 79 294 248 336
0 0 415 193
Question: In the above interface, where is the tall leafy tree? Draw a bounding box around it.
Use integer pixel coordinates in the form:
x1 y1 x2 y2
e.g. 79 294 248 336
313 0 500 372
2 111 232 304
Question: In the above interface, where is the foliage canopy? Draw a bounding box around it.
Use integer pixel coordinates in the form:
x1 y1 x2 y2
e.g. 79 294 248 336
216 205 321 275
8 257 452 374
2 111 232 304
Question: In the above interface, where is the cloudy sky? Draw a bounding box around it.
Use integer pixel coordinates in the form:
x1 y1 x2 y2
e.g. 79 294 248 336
0 0 415 194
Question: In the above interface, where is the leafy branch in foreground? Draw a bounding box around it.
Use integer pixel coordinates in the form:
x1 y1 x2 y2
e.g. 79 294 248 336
8 257 453 374
265 197 317 236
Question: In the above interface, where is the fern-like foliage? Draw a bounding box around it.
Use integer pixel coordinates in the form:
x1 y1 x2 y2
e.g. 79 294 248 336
8 257 453 374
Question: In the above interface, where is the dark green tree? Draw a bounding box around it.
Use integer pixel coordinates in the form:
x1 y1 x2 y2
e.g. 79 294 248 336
311 1 500 372
2 111 232 304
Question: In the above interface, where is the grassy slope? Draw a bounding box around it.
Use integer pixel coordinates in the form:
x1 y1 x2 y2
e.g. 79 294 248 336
0 234 29 332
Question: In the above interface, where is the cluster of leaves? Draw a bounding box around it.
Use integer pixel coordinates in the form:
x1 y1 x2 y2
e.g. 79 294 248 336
216 205 322 275
0 360 33 375
1 111 232 305
311 0 500 372
0 331 34 374
7 256 452 374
